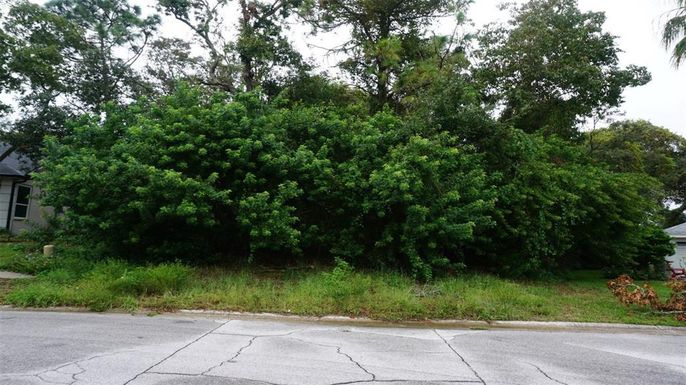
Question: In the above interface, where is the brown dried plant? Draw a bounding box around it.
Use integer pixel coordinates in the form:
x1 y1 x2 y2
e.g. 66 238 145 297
607 275 686 322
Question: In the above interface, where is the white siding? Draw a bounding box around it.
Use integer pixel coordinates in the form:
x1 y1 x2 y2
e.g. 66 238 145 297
668 242 686 269
0 179 13 229
9 180 53 235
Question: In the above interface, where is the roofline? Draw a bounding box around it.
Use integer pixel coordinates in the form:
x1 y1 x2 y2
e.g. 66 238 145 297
0 173 28 178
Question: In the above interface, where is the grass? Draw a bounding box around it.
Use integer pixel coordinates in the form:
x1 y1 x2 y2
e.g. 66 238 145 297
0 243 682 326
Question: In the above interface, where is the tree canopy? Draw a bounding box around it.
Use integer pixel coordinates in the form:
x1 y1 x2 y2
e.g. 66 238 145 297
476 0 650 139
0 0 159 159
0 0 678 279
589 120 686 227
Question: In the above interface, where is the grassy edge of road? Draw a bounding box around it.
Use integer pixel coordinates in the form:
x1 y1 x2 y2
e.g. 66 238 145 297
0 243 683 326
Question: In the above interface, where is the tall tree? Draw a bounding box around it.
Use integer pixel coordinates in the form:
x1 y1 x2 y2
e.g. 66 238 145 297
157 0 308 94
303 0 464 112
235 0 308 94
43 0 159 107
475 0 650 140
0 0 159 159
663 0 686 67
155 0 236 92
144 37 204 94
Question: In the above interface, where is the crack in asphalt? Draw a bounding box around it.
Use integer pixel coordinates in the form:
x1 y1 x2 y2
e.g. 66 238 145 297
289 337 376 383
122 319 232 384
212 330 305 337
529 363 569 385
54 362 86 385
201 335 258 375
200 329 304 376
34 374 70 385
335 345 377 381
2 350 133 385
70 362 88 384
434 330 487 385
146 371 283 384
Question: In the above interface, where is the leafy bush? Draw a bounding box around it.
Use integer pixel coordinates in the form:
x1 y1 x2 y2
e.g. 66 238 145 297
36 86 672 278
38 87 492 279
462 130 669 277
321 258 363 299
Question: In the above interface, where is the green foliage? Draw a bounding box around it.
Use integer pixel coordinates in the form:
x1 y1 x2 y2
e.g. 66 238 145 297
38 84 672 278
0 252 56 275
588 120 686 226
37 86 492 278
476 0 650 139
0 0 159 160
2 243 680 325
0 229 13 242
321 258 365 299
443 125 668 277
0 245 99 277
302 0 466 111
2 0 674 281
628 227 675 279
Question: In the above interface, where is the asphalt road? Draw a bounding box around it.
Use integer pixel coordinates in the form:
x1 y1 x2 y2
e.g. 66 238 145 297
0 311 685 385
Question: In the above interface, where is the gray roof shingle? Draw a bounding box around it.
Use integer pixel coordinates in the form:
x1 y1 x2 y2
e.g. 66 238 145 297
665 222 686 237
0 143 36 177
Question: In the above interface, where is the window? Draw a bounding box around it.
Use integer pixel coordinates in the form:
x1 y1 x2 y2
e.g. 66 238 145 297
14 185 31 220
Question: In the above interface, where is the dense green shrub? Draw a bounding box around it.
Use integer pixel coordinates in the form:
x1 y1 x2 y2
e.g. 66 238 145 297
410 69 672 277
464 131 669 277
36 86 673 279
38 87 493 279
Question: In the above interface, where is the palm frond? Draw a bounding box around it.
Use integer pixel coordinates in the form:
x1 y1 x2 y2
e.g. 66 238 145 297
672 38 686 67
663 3 686 67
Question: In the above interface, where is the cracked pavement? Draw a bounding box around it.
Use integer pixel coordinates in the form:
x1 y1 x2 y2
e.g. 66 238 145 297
1 311 685 385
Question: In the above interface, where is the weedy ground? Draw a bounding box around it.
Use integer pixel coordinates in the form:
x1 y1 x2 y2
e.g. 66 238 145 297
0 243 680 326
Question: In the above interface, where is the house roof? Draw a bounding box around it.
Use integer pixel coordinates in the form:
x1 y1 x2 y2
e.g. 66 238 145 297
0 144 36 178
665 222 686 237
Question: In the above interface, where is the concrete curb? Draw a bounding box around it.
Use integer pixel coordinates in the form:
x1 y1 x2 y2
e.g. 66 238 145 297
2 305 684 334
177 309 686 334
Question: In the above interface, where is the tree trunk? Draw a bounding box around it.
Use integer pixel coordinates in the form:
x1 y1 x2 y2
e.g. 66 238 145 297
239 0 256 92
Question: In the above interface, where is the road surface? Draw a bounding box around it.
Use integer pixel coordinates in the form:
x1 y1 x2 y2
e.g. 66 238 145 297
0 311 684 385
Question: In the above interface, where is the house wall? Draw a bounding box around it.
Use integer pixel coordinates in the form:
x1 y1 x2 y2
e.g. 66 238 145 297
0 178 13 229
9 180 53 235
668 241 686 270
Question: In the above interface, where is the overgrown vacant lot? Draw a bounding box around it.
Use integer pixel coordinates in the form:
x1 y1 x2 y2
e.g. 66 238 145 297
0 243 680 326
